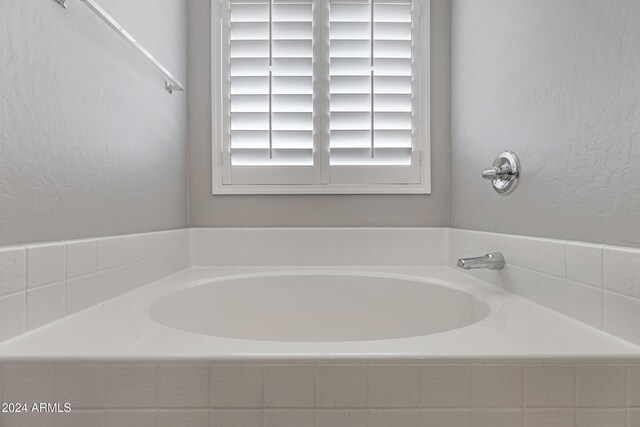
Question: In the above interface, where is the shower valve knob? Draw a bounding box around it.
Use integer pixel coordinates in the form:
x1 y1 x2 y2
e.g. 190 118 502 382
481 151 521 195
482 164 514 180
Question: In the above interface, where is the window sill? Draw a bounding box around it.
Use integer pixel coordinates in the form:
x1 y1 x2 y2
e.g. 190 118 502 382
212 183 431 195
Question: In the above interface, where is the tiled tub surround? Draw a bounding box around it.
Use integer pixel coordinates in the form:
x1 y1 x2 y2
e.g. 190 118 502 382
0 229 190 343
1 228 640 426
1 361 640 427
446 228 640 347
190 228 446 267
2 226 640 348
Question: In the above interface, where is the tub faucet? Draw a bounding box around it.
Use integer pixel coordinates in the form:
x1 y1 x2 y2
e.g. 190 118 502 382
457 253 505 270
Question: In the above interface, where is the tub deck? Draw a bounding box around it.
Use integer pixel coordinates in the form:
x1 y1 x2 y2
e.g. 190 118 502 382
0 266 638 362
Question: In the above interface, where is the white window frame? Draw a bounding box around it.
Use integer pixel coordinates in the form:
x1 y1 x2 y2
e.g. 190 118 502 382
211 0 431 195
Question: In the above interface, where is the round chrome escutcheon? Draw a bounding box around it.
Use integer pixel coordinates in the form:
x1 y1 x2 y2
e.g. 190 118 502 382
488 151 520 195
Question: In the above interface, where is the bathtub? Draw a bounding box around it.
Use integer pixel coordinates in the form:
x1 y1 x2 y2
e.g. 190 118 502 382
0 266 638 361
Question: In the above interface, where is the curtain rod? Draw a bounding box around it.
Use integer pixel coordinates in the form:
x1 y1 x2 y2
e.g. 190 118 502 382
55 0 185 94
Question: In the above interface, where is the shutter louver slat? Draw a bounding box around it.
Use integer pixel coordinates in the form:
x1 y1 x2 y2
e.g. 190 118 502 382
329 0 413 169
228 0 314 169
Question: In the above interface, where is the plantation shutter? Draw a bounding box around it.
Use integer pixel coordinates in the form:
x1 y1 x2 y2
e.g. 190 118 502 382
328 0 418 184
225 0 318 184
219 0 424 190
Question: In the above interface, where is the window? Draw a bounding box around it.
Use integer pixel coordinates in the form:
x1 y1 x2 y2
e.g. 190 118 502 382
212 0 430 194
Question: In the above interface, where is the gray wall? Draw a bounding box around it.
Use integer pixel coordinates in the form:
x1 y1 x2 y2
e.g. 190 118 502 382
187 0 451 228
451 0 640 247
0 0 188 246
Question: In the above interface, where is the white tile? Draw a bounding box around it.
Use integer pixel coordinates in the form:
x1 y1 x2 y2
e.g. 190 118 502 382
628 409 640 427
317 365 368 408
575 409 625 427
190 228 222 248
339 247 367 266
242 247 282 266
372 228 426 248
379 246 426 266
221 248 243 266
211 365 263 408
65 274 95 314
264 410 314 427
4 412 55 427
367 410 420 427
629 365 640 407
524 365 574 407
157 410 209 427
162 229 187 253
436 228 448 248
3 365 55 403
27 281 65 330
575 365 626 407
281 246 321 266
537 274 567 313
118 263 141 293
243 228 282 248
0 293 25 342
95 268 120 302
605 293 640 345
446 228 463 251
107 410 157 427
209 410 262 427
537 240 566 278
567 243 603 287
471 365 523 408
421 228 443 247
471 409 523 427
494 234 517 262
297 228 338 247
138 255 167 284
459 230 496 255
222 228 243 248
138 233 160 260
54 365 106 408
190 248 222 266
524 409 574 427
107 365 157 408
420 365 471 408
54 410 106 427
514 236 538 269
66 240 96 278
96 238 121 271
420 409 471 427
153 232 172 255
119 235 141 264
566 281 603 329
337 229 368 247
27 244 65 288
264 365 315 408
158 365 210 408
319 246 342 265
502 265 538 302
316 410 367 427
368 365 420 408
604 247 640 299
413 247 442 266
0 247 26 297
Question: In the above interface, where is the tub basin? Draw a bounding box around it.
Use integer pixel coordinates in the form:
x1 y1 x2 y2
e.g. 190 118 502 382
149 273 491 342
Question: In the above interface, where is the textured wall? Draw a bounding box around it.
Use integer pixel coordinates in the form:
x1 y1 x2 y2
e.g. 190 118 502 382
187 0 451 228
0 0 188 246
450 0 640 247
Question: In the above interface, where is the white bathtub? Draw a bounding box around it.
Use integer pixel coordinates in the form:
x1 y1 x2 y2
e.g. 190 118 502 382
150 272 491 342
0 267 638 361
